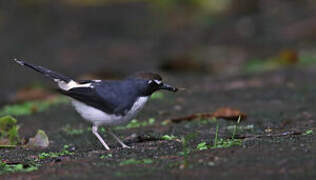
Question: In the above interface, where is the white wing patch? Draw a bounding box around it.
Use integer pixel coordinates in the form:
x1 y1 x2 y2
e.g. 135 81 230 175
57 80 92 91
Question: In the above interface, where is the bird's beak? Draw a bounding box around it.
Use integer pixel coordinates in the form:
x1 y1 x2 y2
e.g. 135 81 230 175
160 83 178 92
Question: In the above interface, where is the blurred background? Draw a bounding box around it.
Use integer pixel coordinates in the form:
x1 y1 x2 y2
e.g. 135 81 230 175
1 0 316 104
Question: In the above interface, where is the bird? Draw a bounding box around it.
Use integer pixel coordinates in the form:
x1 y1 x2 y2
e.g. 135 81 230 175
13 59 178 150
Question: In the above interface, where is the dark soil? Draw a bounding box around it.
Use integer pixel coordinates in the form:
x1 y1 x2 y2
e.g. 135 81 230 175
1 2 316 179
1 68 316 180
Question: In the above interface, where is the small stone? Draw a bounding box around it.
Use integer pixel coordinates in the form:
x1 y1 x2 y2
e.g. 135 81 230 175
27 129 49 148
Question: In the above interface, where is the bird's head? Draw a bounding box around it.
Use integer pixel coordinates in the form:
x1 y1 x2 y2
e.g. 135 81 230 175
130 72 178 96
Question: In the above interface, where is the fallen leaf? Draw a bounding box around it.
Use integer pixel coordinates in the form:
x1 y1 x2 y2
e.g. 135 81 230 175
26 129 49 148
278 49 299 65
168 107 247 123
212 107 247 121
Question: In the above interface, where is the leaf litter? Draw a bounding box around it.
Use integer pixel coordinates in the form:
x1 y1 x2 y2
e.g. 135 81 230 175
164 107 247 124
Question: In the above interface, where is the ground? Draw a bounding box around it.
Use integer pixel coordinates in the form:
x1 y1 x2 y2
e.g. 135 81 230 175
1 67 315 179
1 1 316 179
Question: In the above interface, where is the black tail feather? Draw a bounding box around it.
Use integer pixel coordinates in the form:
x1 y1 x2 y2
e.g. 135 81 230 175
13 58 72 83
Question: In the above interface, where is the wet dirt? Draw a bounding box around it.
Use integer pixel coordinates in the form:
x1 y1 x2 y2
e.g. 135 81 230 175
1 68 316 179
1 2 316 178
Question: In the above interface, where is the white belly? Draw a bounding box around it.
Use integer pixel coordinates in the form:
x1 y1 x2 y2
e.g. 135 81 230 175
71 97 149 126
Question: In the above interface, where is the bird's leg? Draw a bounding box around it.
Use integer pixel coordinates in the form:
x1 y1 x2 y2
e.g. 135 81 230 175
107 128 130 148
92 125 110 151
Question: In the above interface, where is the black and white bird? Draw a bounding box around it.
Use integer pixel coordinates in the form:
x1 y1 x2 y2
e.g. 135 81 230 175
13 59 178 150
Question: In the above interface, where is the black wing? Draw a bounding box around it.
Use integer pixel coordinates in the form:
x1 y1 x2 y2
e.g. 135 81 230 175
59 81 137 116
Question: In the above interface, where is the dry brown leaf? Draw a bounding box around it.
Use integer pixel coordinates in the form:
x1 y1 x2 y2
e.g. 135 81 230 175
278 49 299 65
169 107 247 123
212 107 247 121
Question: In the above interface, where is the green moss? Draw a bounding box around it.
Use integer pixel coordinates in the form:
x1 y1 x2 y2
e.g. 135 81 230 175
303 129 313 135
197 138 242 151
211 138 242 149
37 144 74 160
100 153 112 159
0 161 38 175
161 135 177 141
0 96 69 116
0 115 20 146
196 142 208 150
197 117 243 151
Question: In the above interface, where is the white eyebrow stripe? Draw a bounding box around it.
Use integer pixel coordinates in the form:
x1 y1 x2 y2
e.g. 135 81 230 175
154 80 162 84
